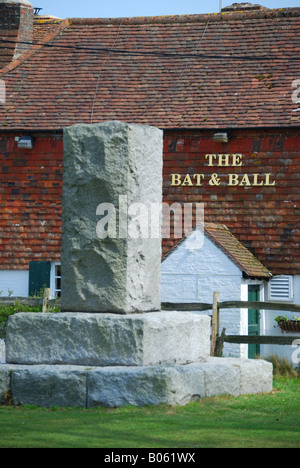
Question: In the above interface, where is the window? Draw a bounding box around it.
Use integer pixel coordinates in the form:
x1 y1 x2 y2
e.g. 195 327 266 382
51 262 61 298
268 276 293 302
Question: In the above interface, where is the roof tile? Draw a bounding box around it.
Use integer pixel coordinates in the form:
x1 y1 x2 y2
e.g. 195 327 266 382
0 8 299 130
204 223 272 278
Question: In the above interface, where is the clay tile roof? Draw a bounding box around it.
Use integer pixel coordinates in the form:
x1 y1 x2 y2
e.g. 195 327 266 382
0 7 299 130
205 223 273 278
163 223 273 279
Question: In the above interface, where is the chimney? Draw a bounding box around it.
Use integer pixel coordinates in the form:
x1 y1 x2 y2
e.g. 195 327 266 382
221 3 269 12
0 0 34 68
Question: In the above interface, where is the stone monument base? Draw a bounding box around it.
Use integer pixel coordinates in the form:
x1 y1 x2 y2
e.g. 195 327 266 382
0 311 273 408
0 358 272 408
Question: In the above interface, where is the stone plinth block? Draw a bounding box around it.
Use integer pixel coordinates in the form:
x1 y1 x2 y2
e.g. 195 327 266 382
0 358 273 408
87 365 206 408
61 121 163 313
208 357 274 395
11 365 87 408
6 312 211 366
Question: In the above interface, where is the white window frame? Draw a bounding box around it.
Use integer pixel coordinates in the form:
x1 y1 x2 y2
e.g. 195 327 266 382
50 262 61 299
268 275 294 302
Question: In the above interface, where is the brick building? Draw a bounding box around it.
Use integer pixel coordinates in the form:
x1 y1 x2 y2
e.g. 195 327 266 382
0 1 299 358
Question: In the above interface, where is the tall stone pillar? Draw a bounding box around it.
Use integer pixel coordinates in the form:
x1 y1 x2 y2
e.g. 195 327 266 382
61 121 163 313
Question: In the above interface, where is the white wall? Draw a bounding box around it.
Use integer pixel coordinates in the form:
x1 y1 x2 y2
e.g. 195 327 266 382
0 270 29 364
161 230 244 357
0 270 29 297
260 275 300 365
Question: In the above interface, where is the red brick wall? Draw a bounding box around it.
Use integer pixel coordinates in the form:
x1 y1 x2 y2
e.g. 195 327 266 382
162 128 300 276
0 128 299 275
0 132 62 270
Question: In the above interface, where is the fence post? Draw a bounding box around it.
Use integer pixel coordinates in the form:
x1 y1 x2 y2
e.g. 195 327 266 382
42 288 51 313
215 327 226 357
211 291 220 356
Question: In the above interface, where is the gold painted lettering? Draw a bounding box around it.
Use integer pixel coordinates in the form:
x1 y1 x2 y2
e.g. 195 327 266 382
171 174 182 186
252 174 264 186
205 154 217 166
240 174 251 186
205 153 244 167
228 174 239 186
193 174 205 186
217 154 231 167
182 174 193 186
264 173 276 186
232 154 243 167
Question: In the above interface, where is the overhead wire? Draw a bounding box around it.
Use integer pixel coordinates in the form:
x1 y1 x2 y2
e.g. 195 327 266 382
0 38 299 62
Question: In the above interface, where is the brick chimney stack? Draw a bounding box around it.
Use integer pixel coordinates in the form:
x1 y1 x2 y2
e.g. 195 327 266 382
0 0 34 68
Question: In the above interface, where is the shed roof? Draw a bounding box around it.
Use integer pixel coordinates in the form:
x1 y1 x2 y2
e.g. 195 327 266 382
204 223 272 278
0 7 299 130
163 223 273 279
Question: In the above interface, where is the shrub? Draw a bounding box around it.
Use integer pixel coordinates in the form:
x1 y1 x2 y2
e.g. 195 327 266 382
0 302 42 339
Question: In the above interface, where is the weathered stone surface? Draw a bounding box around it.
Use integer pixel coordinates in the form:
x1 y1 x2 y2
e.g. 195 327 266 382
87 365 206 408
209 357 273 395
0 357 273 408
0 339 5 364
6 312 211 366
204 357 273 395
0 364 27 404
239 359 273 395
196 361 241 397
61 121 163 313
0 364 11 404
11 365 87 408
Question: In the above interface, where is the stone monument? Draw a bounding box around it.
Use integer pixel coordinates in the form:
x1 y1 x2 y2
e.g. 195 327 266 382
0 121 272 408
61 121 163 314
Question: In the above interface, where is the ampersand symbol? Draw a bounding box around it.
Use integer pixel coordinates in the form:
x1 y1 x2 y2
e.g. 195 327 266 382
209 173 221 186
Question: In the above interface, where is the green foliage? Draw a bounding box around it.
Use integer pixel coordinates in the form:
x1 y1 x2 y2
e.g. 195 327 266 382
274 315 300 323
30 285 48 298
0 302 42 339
0 289 14 297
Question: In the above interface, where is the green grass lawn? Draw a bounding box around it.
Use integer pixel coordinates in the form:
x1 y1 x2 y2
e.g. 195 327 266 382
0 377 299 448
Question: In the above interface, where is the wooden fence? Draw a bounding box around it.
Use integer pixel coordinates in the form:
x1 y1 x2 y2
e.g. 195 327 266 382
162 291 300 357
